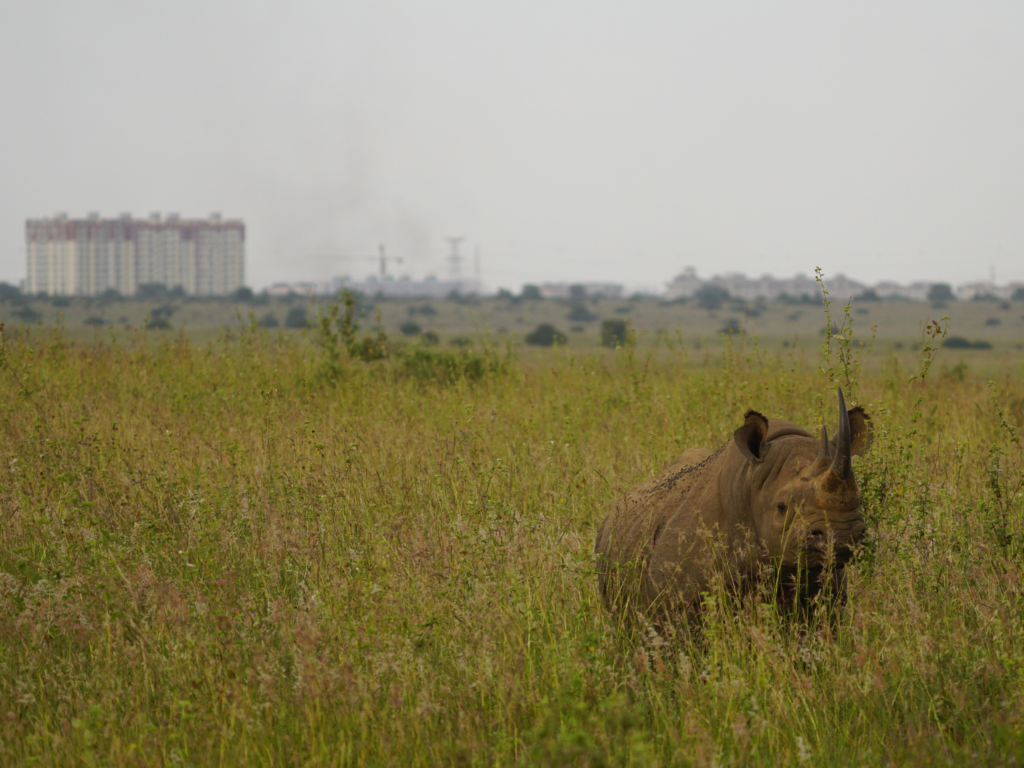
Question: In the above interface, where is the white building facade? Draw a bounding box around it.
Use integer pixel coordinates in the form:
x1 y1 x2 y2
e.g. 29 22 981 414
25 212 244 297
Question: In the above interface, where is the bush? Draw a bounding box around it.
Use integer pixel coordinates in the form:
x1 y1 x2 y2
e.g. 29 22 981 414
400 321 422 336
719 317 743 335
450 336 472 347
600 318 632 348
397 347 506 384
12 306 41 323
83 316 107 326
259 312 279 328
985 317 1001 327
421 331 440 346
285 307 309 329
521 284 542 300
696 284 729 311
943 336 992 350
1012 287 1024 302
51 296 71 307
928 283 955 305
147 317 171 330
231 287 254 302
137 283 168 300
567 303 597 322
525 324 566 346
855 289 880 301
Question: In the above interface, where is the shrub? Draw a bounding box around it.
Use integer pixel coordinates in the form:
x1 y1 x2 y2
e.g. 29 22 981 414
521 284 542 300
927 283 955 305
567 303 597 322
943 336 992 350
719 317 744 335
147 317 171 330
421 331 440 346
450 336 472 347
231 286 254 302
1012 287 1024 301
259 312 279 328
600 318 632 348
855 289 880 301
136 283 168 300
696 284 729 311
83 316 107 326
12 306 40 323
51 296 71 307
400 321 422 336
285 307 309 329
985 317 1001 326
525 324 566 346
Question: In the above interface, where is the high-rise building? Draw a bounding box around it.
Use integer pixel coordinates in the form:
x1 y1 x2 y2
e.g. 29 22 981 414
25 212 245 297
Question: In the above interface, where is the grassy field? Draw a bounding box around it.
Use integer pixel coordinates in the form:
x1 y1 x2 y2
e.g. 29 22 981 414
1 298 1024 765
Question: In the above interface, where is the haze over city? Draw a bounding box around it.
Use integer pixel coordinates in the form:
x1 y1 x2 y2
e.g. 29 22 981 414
2 1 1023 293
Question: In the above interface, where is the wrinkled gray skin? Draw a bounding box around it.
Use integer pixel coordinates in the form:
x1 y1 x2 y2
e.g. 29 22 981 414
595 389 873 620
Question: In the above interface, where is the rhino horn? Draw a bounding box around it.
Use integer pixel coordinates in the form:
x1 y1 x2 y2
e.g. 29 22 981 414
829 387 853 481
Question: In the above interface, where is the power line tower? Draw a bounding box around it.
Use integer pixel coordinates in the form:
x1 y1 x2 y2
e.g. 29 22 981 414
446 236 465 282
376 243 402 281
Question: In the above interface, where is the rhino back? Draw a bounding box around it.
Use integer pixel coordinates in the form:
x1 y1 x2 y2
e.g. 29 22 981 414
595 445 724 608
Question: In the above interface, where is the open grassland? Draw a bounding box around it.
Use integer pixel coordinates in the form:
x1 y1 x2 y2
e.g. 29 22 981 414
3 291 1024 356
2 314 1024 766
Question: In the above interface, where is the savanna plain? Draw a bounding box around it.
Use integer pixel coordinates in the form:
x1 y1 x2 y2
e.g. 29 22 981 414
2 293 1024 766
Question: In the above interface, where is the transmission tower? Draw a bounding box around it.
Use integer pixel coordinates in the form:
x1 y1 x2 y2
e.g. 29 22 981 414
446 236 465 281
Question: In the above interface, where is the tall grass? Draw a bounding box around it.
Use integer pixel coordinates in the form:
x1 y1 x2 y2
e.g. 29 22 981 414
1 315 1023 766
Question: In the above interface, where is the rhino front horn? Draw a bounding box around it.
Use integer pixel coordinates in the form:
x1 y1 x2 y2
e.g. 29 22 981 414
830 387 853 480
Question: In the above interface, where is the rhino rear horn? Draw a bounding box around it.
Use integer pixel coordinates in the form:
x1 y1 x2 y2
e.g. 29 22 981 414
734 410 770 463
812 424 832 473
830 388 853 480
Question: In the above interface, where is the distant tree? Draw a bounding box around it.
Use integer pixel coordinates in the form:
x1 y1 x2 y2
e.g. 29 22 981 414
985 317 1001 326
258 312 279 328
400 320 422 336
146 316 171 330
0 282 23 301
927 283 955 305
1012 287 1024 302
449 336 472 347
83 316 107 326
525 323 566 346
284 307 309 328
421 331 440 346
137 283 168 300
854 289 880 302
231 286 254 302
99 288 122 303
51 296 71 307
168 286 187 299
696 284 729 311
943 336 991 350
600 318 632 348
569 284 587 301
567 303 597 322
971 292 999 302
521 284 542 300
496 288 514 300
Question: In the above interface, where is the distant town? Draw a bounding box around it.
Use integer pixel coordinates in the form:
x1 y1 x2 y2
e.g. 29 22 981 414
17 212 1024 303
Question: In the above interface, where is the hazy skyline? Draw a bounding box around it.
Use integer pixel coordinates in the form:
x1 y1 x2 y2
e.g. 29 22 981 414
3 1 1023 293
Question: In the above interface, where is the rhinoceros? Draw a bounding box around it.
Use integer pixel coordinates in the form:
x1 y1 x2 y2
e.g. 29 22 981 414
594 389 872 620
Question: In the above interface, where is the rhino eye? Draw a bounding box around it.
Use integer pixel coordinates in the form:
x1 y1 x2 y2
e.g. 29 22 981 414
776 502 788 515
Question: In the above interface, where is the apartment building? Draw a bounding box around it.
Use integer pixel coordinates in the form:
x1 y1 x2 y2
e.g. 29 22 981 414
25 212 244 297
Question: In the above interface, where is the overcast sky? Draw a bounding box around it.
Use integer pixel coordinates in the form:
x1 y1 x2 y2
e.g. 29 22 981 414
2 1 1022 292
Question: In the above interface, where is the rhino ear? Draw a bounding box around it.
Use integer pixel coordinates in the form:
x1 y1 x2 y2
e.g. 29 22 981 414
734 410 770 463
829 406 874 457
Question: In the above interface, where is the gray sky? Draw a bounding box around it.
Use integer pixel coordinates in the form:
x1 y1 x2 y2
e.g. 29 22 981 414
2 1 1023 292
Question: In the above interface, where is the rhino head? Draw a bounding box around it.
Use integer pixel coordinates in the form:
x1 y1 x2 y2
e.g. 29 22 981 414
732 388 873 574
